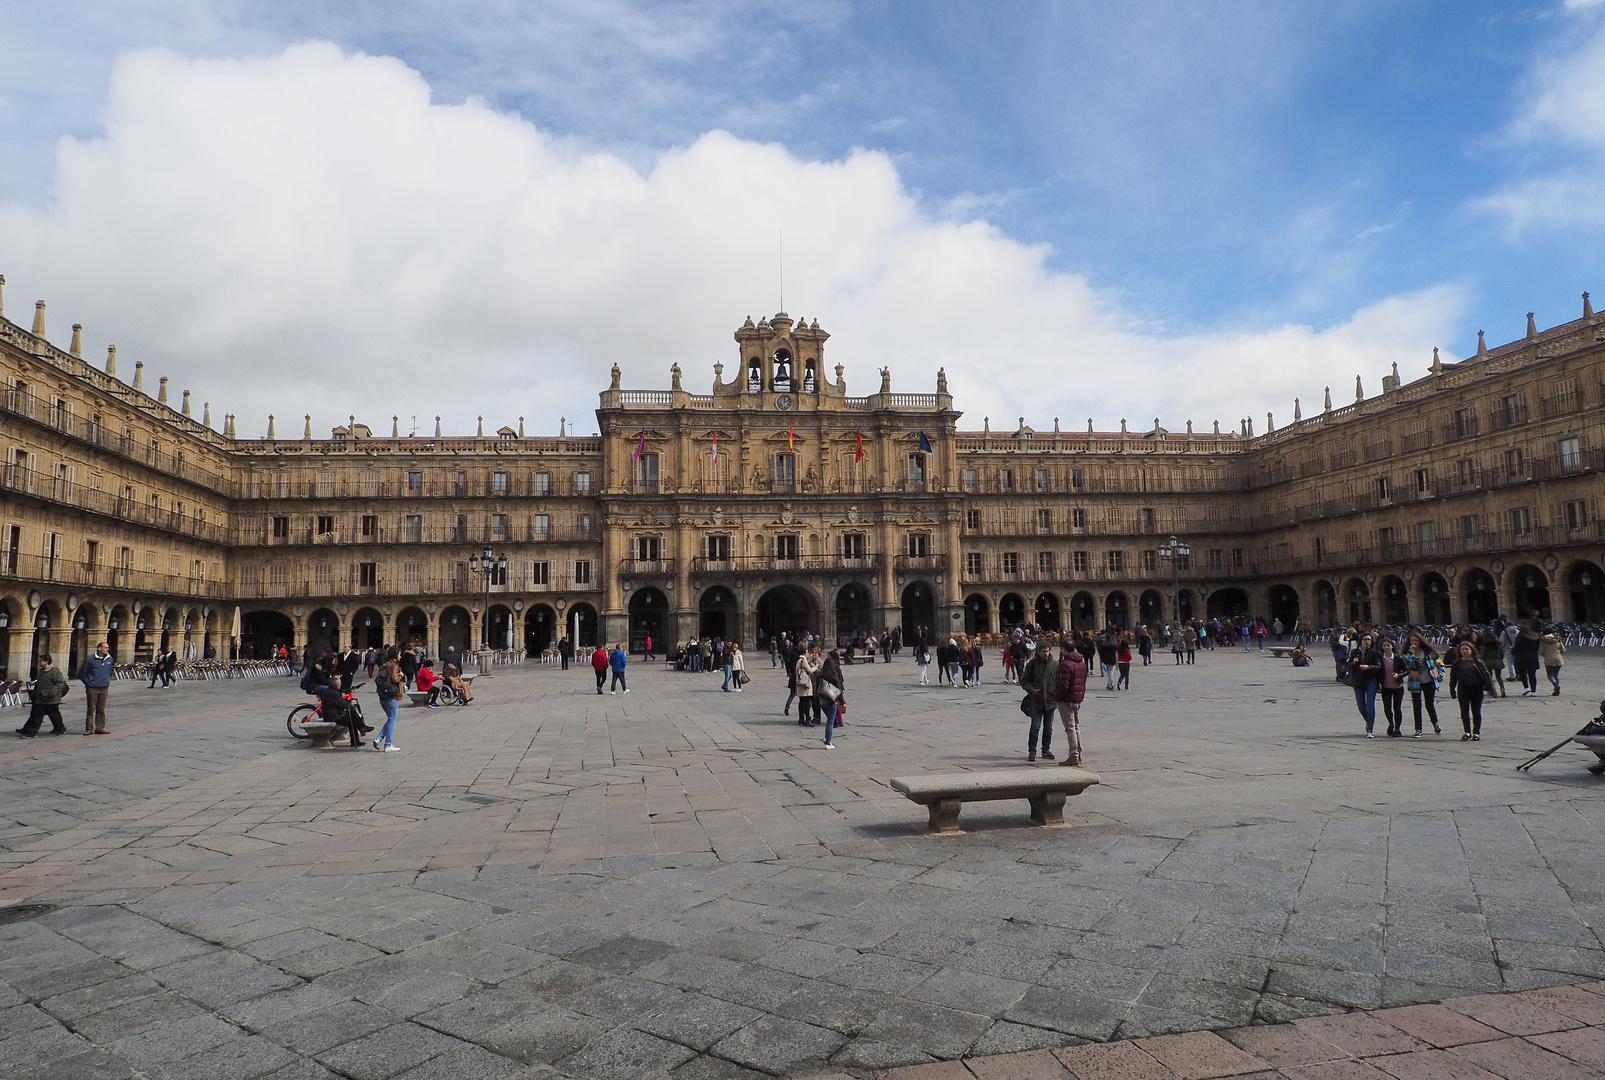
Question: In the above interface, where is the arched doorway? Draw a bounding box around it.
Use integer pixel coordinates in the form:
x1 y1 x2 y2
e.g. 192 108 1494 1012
397 606 429 650
133 605 156 661
440 605 473 655
999 593 1027 630
1267 585 1299 631
240 610 293 659
964 593 990 635
1138 589 1164 628
699 586 739 641
1035 592 1062 631
487 604 515 650
1314 582 1336 627
31 602 58 679
1379 576 1408 625
757 585 815 643
1343 579 1371 624
1177 589 1195 623
568 602 598 648
628 588 667 653
900 582 935 642
1069 591 1097 631
105 604 128 664
1462 570 1497 623
838 583 875 639
352 608 384 650
307 608 340 655
525 604 556 655
1104 591 1129 629
1511 564 1551 620
160 607 180 653
1208 588 1249 620
1418 573 1450 624
69 603 100 676
0 599 12 679
1567 562 1605 622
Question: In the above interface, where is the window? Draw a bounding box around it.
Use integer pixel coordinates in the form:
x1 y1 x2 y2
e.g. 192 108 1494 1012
314 563 332 591
1071 469 1084 490
533 514 549 536
575 472 591 493
316 516 334 536
1072 508 1087 530
1417 521 1436 550
775 453 795 486
1375 477 1390 502
271 516 289 538
359 562 377 587
1313 537 1324 565
581 514 592 534
493 513 508 538
706 534 733 560
774 534 800 559
405 515 422 540
1036 551 1055 576
906 532 930 557
267 563 287 589
408 470 423 493
403 561 421 589
451 471 468 496
492 471 510 494
1565 500 1589 531
999 468 1014 491
1106 550 1125 574
1140 507 1156 532
1511 508 1532 536
1504 449 1524 478
964 468 978 492
1231 548 1244 569
1001 551 1019 575
1105 507 1121 529
574 560 592 584
1142 549 1157 573
490 561 508 586
907 454 926 484
637 536 662 561
1560 437 1582 469
1343 530 1359 551
1209 548 1224 570
1414 468 1430 494
500 429 515 443
361 515 377 538
1035 468 1049 491
964 552 983 576
534 472 549 494
1501 394 1522 426
1461 514 1480 541
1377 528 1395 551
1037 508 1052 532
531 561 550 586
316 472 333 498
1453 407 1475 438
965 508 981 530
1072 551 1089 573
839 533 866 558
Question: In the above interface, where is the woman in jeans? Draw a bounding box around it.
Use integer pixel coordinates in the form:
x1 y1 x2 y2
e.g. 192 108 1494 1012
818 649 845 748
1403 633 1442 737
795 648 820 725
1448 641 1495 740
373 645 404 752
1378 637 1405 737
1349 633 1382 737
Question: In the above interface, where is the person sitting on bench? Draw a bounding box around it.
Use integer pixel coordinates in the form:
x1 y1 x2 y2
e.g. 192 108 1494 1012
416 659 442 708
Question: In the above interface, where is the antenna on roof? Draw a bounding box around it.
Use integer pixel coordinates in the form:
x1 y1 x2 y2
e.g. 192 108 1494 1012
779 228 784 313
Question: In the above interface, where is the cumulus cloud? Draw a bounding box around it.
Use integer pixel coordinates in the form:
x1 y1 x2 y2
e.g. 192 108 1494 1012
0 42 1464 438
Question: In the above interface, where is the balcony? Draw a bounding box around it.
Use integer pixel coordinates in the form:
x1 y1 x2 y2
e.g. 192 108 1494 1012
688 554 883 575
0 551 228 598
618 558 676 577
1 465 232 545
894 553 947 573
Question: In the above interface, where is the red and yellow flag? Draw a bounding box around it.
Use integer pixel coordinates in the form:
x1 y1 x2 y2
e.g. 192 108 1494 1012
854 430 865 462
787 422 794 451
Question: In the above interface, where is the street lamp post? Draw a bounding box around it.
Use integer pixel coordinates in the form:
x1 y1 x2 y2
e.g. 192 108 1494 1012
467 545 508 652
1157 534 1190 637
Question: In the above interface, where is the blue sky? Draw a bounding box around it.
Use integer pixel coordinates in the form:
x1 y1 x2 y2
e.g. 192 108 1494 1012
1 1 1602 433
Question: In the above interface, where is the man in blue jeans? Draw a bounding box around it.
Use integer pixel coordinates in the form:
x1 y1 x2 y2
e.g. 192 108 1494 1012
609 643 629 694
1019 639 1057 762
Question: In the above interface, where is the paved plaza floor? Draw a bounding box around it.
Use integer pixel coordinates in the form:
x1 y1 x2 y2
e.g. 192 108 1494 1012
1 645 1603 1079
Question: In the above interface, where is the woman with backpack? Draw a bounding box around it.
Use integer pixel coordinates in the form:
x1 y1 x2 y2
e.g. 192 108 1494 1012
372 646 404 752
1403 633 1442 737
1448 640 1497 740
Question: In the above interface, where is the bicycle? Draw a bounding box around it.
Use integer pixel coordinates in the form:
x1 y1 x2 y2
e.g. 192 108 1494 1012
287 682 368 740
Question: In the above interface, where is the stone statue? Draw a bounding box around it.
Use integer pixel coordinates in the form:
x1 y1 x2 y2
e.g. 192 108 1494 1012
801 464 818 492
609 363 622 390
936 368 948 394
670 363 682 391
880 367 891 394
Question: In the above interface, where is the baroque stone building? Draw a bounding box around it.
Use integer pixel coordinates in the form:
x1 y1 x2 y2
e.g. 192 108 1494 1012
2 283 1603 680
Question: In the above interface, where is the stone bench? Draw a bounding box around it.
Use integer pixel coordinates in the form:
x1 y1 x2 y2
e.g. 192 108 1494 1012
1267 646 1296 658
407 690 433 706
888 767 1100 833
300 721 341 749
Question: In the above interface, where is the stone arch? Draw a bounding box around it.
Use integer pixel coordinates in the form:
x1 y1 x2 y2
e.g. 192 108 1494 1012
1069 591 1098 631
352 607 385 650
69 601 102 675
1462 569 1497 623
240 609 293 659
1565 561 1605 622
525 603 557 655
1378 576 1408 625
837 582 875 639
1267 585 1300 631
0 595 17 679
1138 589 1165 628
1207 588 1249 620
160 606 181 652
440 605 473 655
628 587 668 653
900 581 936 642
104 603 131 663
964 593 990 636
1176 588 1196 623
1418 572 1451 624
999 592 1028 630
1511 564 1551 621
487 603 516 650
1035 592 1062 631
1343 578 1371 624
1105 590 1130 629
1314 581 1337 627
31 598 62 679
757 584 818 643
397 606 430 650
307 608 341 655
698 585 740 642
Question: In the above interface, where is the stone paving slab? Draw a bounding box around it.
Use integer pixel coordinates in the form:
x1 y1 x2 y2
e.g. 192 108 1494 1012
0 649 1602 1078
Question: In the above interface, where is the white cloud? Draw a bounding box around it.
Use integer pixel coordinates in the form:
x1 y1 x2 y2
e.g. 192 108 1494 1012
0 42 1465 437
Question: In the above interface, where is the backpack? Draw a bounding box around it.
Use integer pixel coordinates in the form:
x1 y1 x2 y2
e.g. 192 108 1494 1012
300 666 315 692
374 665 397 699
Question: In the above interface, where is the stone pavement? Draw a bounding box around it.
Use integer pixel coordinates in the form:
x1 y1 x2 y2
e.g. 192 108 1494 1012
0 646 1602 1079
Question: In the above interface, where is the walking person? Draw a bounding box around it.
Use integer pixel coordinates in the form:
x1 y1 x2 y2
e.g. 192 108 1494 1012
1378 637 1405 737
958 635 973 687
1477 631 1507 698
79 641 114 735
1448 641 1495 741
1115 635 1132 690
609 643 629 694
643 633 654 663
915 638 931 685
1054 642 1088 767
16 654 68 736
591 642 609 694
1350 632 1382 737
969 638 984 685
1540 629 1565 695
729 641 745 692
1512 621 1543 696
1020 639 1056 761
558 635 572 670
1403 633 1442 736
364 646 377 678
1171 624 1185 665
1138 627 1152 666
372 645 404 751
1097 630 1118 690
1184 623 1197 664
797 647 820 726
721 640 736 692
147 650 163 688
818 649 844 748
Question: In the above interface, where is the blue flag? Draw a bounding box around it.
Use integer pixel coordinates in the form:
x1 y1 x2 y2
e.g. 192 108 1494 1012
918 431 933 454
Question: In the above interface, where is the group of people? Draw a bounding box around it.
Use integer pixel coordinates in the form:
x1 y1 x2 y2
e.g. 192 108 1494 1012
1332 617 1566 740
16 643 115 737
775 637 847 747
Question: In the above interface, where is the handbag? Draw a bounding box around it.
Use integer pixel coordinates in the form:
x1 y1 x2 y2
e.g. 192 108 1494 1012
738 670 750 686
818 680 841 704
1339 664 1356 688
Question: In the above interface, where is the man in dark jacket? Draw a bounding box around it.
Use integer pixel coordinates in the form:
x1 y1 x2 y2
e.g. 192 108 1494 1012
18 655 68 736
558 636 572 670
1097 631 1119 690
79 642 115 734
1019 640 1057 762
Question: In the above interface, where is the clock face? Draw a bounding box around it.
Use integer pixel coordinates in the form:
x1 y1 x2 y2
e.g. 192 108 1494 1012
776 394 793 411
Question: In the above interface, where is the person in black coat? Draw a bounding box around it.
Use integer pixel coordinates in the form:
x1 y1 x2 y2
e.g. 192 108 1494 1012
1350 633 1383 736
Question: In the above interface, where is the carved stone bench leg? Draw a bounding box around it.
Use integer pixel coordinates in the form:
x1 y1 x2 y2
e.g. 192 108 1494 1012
308 730 333 749
1028 791 1067 825
927 798 963 833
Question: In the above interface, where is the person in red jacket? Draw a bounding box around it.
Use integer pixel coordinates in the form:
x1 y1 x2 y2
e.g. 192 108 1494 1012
415 660 441 708
1055 645 1089 767
591 644 609 695
1116 636 1133 690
